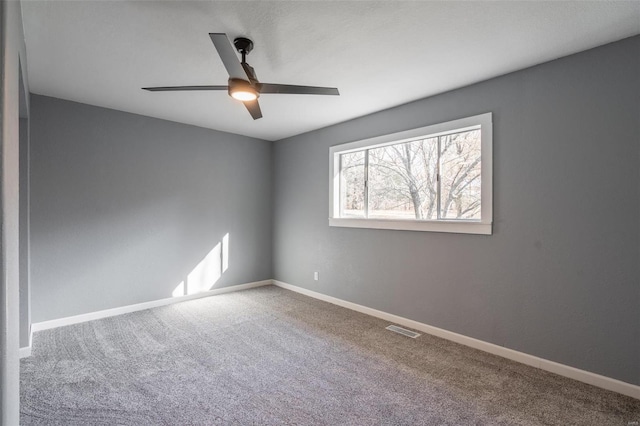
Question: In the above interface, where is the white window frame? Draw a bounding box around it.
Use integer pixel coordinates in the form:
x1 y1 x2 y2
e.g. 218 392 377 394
329 113 492 235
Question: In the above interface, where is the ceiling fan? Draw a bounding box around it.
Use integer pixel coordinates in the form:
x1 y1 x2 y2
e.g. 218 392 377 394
142 33 340 120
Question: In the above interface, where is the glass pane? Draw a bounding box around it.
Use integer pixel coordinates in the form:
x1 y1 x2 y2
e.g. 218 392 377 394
439 130 482 220
340 151 365 218
368 138 438 220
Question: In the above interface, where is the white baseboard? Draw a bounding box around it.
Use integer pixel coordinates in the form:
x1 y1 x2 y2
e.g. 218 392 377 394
19 345 32 359
30 280 272 334
272 280 640 400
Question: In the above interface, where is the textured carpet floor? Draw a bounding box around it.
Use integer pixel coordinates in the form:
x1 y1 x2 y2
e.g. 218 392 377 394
21 286 640 425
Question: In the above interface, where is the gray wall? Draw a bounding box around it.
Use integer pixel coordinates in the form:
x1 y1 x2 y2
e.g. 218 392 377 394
30 95 272 322
19 117 30 349
1 0 30 422
273 36 640 386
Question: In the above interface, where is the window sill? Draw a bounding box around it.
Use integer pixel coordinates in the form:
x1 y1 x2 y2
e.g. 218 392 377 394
328 218 492 235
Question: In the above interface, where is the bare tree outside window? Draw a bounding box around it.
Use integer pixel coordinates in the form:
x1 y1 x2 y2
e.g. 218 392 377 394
439 130 481 220
331 113 491 234
339 129 481 221
339 151 365 217
368 137 438 220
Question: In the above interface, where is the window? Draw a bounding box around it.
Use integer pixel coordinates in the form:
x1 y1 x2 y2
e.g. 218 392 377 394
329 113 492 235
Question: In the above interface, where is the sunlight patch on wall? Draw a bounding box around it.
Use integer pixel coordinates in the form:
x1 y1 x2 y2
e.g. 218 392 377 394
172 281 185 297
172 233 230 298
186 242 222 295
222 232 229 273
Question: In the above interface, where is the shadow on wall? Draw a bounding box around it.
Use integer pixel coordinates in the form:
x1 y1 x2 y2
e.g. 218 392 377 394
172 233 230 297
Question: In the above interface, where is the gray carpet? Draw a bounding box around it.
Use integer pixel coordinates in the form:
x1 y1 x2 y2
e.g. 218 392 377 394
21 286 640 425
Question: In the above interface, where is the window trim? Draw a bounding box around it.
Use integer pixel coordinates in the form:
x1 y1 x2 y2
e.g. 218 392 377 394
329 113 493 235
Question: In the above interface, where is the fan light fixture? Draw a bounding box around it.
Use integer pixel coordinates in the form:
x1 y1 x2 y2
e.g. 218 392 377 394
229 79 258 102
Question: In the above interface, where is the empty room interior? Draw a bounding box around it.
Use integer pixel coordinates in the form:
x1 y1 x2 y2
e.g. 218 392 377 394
1 1 640 424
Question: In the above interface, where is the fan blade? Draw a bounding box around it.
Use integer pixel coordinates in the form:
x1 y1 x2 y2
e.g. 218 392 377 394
243 100 262 120
258 83 339 96
142 85 228 92
209 33 249 80
242 62 259 84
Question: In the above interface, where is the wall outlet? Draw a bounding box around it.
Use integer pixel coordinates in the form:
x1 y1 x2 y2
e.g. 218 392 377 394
313 271 319 281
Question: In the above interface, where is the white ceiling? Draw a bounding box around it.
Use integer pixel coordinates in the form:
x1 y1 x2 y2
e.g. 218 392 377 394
22 1 640 141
